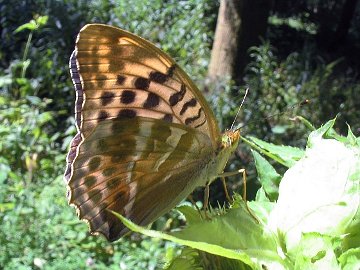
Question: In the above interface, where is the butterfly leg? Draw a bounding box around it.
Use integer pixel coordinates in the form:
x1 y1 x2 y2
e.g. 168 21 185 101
220 176 232 203
218 169 246 202
203 183 212 219
219 169 259 223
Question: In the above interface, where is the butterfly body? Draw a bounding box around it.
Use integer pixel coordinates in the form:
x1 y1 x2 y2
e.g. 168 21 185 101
65 24 240 241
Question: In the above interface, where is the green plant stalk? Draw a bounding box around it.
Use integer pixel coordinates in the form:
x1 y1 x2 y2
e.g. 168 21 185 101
21 31 33 78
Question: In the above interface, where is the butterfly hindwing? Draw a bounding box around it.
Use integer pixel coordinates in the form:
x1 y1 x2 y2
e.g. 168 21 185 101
66 117 214 241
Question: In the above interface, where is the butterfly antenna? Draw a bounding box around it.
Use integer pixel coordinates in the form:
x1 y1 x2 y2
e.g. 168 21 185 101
230 88 249 131
239 99 310 129
262 99 310 122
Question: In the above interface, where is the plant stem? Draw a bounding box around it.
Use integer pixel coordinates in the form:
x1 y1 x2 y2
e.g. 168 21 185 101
21 31 33 78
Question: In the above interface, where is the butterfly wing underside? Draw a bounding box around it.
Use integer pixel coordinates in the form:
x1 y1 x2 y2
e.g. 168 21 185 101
68 117 214 241
65 24 221 241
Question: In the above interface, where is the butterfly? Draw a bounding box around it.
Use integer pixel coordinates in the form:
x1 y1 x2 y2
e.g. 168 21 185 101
65 24 240 242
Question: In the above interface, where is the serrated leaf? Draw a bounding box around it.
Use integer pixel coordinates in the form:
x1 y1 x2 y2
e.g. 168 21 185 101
243 136 304 167
307 118 336 147
252 150 281 201
113 212 256 268
113 197 287 270
346 124 359 147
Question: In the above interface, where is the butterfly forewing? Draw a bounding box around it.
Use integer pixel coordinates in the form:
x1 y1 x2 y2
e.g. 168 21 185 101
71 24 220 142
65 24 225 241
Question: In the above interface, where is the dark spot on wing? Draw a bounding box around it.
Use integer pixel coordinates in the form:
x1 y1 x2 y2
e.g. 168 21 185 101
185 108 203 125
143 92 160 108
103 167 117 177
88 189 102 204
169 84 186 106
167 65 176 77
106 177 121 190
98 110 110 121
101 91 115 106
84 176 97 188
117 75 126 85
163 114 173 123
180 98 197 115
88 156 101 171
117 109 137 119
121 90 136 104
149 71 167 83
134 77 150 90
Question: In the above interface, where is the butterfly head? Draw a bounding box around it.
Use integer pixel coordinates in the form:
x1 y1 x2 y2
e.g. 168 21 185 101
209 130 240 179
220 129 241 150
220 129 240 157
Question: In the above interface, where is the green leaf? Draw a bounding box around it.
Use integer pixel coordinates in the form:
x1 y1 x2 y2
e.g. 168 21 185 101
14 21 37 33
338 248 360 270
271 125 287 134
35 15 48 26
0 75 13 87
0 159 10 183
307 118 336 147
113 212 255 268
346 124 359 147
113 197 288 270
293 233 340 270
296 116 316 131
164 247 202 270
26 96 42 105
252 150 281 201
176 206 202 225
246 199 274 227
15 77 29 86
243 136 304 167
0 202 16 212
14 16 48 33
255 187 270 202
38 112 53 124
32 126 41 139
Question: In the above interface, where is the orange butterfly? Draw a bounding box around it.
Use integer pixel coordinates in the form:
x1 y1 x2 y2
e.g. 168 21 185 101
65 24 240 241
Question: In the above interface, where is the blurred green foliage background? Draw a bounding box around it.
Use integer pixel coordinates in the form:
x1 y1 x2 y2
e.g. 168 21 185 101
0 0 359 269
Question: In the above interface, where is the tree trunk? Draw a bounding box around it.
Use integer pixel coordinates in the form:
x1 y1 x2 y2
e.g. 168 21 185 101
207 0 270 85
207 0 242 84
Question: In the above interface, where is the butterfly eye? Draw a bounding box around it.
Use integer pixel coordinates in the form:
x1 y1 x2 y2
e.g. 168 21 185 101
221 134 231 148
